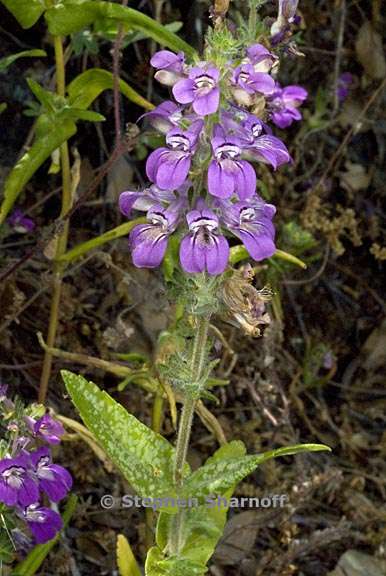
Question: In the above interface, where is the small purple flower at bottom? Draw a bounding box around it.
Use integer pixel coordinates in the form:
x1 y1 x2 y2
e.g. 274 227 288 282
8 209 35 233
31 447 72 503
22 503 63 544
179 203 229 275
173 65 220 116
268 84 307 129
33 414 65 445
0 454 39 507
337 73 353 102
150 50 185 86
129 203 181 268
208 126 256 200
222 197 276 261
146 122 202 190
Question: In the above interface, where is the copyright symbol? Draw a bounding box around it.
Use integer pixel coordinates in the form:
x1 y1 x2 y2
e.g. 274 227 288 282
100 494 115 509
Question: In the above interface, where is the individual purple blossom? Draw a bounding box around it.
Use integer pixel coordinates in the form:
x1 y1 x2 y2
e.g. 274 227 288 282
221 197 276 261
146 121 202 189
30 447 72 503
0 383 8 401
0 454 39 507
119 184 177 217
179 201 229 275
337 72 353 102
246 44 278 73
22 503 63 544
150 50 185 86
232 64 275 96
236 115 291 169
208 126 256 199
8 209 35 233
268 84 308 128
129 203 182 268
271 0 299 42
33 414 65 445
173 65 220 116
140 101 184 134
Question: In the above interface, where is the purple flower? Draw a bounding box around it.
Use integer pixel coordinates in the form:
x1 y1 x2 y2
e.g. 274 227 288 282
208 126 256 199
246 44 278 73
8 209 35 233
173 65 220 116
232 64 275 95
235 115 291 169
268 84 308 128
30 447 72 503
129 203 182 268
22 503 63 544
271 0 299 40
0 454 39 507
33 414 65 445
119 185 177 217
337 72 353 102
222 197 276 261
0 383 8 401
151 50 185 86
140 101 184 134
179 202 229 275
146 122 202 189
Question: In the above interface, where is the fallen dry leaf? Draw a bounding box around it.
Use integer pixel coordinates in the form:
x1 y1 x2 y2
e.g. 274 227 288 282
355 21 386 79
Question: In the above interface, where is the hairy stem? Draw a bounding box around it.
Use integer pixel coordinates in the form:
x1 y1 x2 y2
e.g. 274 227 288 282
39 35 72 403
169 315 210 555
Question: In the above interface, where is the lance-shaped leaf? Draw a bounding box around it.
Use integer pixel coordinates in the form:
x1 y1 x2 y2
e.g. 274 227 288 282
57 217 146 263
0 115 76 224
45 0 195 56
0 0 45 28
0 49 46 72
182 443 331 500
68 68 153 111
62 370 178 499
229 244 307 269
146 442 247 576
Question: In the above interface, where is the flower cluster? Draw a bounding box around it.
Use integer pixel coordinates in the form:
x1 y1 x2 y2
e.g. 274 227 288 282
119 31 307 275
0 387 72 547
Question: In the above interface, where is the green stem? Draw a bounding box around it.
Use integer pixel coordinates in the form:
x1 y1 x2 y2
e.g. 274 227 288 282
145 390 164 548
169 315 210 555
39 35 72 404
248 0 258 39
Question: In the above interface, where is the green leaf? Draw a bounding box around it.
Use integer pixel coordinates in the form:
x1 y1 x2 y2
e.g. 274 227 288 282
116 534 142 576
61 107 105 122
45 1 195 56
147 442 247 576
0 115 76 224
0 518 15 564
229 244 307 269
26 78 56 110
56 217 147 263
0 49 46 72
0 103 7 114
13 495 78 576
183 443 331 500
61 370 179 500
0 0 45 28
68 68 153 111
